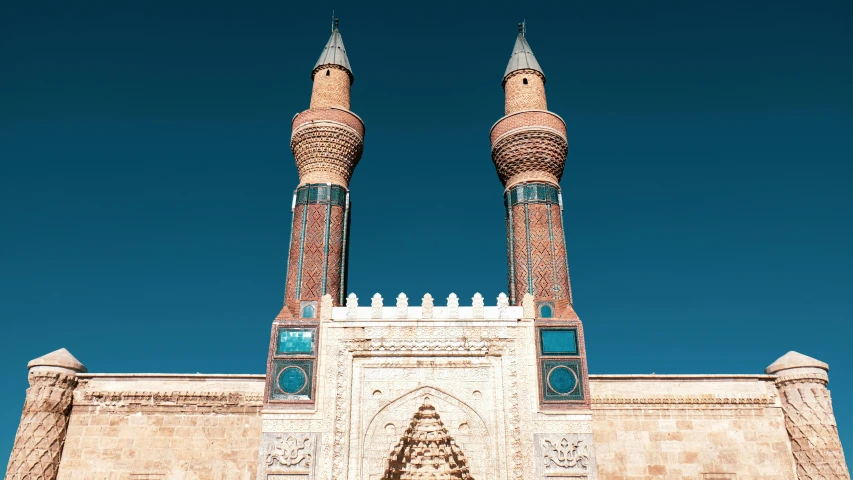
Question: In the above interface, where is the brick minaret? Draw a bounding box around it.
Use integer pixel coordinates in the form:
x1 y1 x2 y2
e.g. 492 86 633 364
491 23 572 309
282 18 364 317
5 349 86 480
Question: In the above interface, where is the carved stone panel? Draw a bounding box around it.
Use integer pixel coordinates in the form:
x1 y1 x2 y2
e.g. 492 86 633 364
355 369 498 480
258 432 319 480
534 433 598 480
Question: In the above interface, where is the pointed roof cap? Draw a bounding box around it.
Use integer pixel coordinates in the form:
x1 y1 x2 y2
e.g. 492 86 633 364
504 22 544 81
765 351 828 374
28 348 87 373
313 17 353 83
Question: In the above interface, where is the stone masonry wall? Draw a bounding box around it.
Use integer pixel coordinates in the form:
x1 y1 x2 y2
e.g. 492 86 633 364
56 375 263 480
590 375 798 480
50 373 813 479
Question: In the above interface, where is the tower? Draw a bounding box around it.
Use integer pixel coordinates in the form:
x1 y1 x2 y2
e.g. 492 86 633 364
5 349 86 480
263 19 363 413
491 23 592 416
766 352 850 478
491 23 573 311
282 17 364 318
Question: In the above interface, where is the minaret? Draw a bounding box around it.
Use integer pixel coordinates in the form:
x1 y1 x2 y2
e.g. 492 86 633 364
282 18 364 317
490 23 572 311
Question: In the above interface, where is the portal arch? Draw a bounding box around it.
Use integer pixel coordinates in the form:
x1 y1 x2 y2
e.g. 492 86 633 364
360 386 494 480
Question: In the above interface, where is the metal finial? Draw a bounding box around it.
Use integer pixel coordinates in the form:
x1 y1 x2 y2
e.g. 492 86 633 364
331 11 339 31
518 22 524 34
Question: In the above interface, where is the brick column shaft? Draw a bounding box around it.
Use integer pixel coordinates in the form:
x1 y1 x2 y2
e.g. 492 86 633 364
284 183 351 309
284 52 363 314
504 183 572 305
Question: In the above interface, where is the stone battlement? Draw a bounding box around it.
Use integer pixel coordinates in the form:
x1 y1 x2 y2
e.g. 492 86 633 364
329 292 526 321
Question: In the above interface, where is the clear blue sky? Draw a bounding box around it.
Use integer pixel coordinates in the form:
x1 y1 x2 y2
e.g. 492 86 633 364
1 0 851 461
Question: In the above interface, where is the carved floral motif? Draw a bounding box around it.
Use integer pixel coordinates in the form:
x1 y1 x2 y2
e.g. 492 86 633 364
542 437 589 470
266 435 313 468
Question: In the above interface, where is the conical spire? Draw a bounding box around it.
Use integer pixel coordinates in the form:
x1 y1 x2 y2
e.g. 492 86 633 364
27 348 87 373
313 17 353 82
504 22 543 80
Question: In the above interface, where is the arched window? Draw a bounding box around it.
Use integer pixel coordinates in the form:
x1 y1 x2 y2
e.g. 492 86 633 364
302 304 315 318
523 78 528 85
326 69 330 76
539 304 553 318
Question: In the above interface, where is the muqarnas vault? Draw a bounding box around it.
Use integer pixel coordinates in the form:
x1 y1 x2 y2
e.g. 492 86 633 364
5 20 850 480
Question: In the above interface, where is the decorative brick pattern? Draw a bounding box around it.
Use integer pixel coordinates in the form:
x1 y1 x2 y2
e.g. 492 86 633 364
491 128 567 189
290 122 363 188
284 201 348 308
284 205 305 309
504 69 547 114
505 186 571 304
5 370 78 480
325 204 346 305
309 66 351 109
777 380 850 479
300 203 327 300
490 110 565 144
550 203 572 304
292 107 364 138
510 204 529 300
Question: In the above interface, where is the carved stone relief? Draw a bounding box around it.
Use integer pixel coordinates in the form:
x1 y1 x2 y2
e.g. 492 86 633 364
534 433 597 480
380 401 474 479
314 324 538 480
258 432 318 480
360 386 493 480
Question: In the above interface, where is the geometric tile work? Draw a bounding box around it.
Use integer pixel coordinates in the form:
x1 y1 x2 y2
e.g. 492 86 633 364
504 182 571 304
266 325 318 405
537 325 589 407
5 370 77 480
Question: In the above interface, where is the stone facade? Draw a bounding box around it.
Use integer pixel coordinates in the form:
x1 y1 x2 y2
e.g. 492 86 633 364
7 355 846 479
55 374 264 479
592 375 798 479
